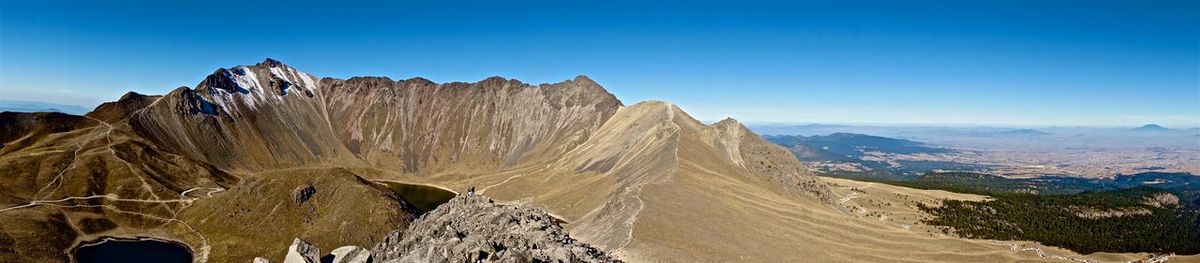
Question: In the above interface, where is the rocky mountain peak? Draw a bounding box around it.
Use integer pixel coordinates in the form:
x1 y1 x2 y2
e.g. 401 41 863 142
1133 124 1169 132
259 58 285 68
402 77 435 86
118 91 147 101
714 117 744 128
569 75 600 88
87 90 162 122
185 59 321 116
478 76 512 86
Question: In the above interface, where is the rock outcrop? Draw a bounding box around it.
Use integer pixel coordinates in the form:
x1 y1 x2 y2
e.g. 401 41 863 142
328 246 370 263
257 193 619 263
372 192 618 263
284 238 319 263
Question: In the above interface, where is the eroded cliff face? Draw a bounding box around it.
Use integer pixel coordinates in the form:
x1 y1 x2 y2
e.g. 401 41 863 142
320 75 622 173
124 59 624 176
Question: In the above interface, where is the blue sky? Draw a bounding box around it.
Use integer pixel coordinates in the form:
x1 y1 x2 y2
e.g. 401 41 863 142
2 1 1197 127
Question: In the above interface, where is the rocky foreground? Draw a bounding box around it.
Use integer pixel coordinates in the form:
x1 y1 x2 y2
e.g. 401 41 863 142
254 192 620 263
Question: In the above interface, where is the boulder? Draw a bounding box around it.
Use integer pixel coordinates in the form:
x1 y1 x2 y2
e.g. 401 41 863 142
283 238 320 263
329 246 370 263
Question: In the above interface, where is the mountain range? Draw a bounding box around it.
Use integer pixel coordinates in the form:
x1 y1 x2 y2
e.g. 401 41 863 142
0 59 1174 262
765 133 951 161
0 100 91 115
1130 124 1171 132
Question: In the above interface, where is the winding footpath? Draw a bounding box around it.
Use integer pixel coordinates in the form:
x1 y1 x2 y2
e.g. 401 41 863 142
2 97 223 262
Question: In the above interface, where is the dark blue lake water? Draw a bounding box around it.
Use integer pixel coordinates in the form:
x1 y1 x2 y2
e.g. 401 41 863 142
74 238 191 263
382 181 457 213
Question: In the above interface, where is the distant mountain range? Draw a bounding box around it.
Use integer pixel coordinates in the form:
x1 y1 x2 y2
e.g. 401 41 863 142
982 128 1052 136
751 123 1197 136
1128 124 1182 133
751 123 1200 150
750 124 1062 138
764 133 951 161
0 100 90 115
761 133 977 173
1133 124 1168 131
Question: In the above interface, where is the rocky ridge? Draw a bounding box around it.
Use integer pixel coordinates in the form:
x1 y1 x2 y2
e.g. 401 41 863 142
255 192 619 263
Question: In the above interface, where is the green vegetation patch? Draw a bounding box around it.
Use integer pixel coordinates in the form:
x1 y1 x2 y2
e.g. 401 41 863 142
918 187 1200 254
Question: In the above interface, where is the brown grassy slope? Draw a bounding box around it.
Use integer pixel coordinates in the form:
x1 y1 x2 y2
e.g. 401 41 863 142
0 112 98 153
0 112 237 263
173 168 418 263
86 92 160 123
427 101 843 261
376 101 1177 262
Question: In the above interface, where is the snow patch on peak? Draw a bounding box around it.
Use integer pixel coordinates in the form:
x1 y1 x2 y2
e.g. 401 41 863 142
273 66 321 95
270 67 292 83
260 58 284 67
266 65 318 97
230 67 264 93
270 67 296 96
296 70 317 91
205 66 274 112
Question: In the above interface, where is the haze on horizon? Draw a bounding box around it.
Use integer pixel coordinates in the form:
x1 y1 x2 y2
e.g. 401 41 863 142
1 1 1197 127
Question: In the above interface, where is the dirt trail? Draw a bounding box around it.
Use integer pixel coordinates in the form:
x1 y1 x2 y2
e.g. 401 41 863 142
36 118 110 198
3 99 225 261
